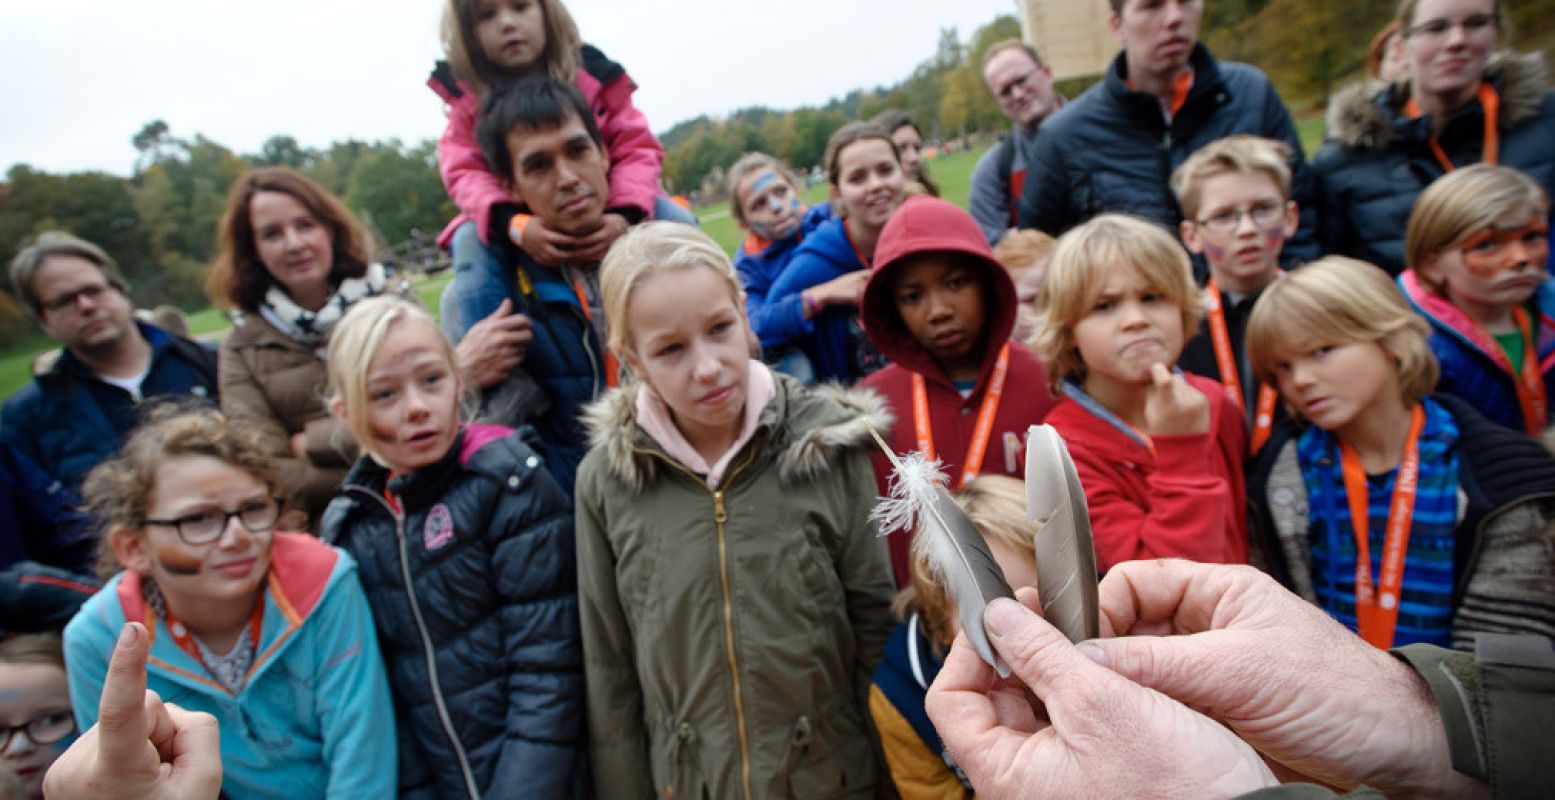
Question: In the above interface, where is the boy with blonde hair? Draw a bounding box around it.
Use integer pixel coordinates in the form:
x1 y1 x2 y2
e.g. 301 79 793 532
1173 135 1300 453
1032 214 1247 572
1247 257 1555 648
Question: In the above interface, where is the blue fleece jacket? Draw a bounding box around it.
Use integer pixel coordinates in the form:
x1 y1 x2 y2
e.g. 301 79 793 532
766 216 880 383
63 534 397 800
1400 270 1555 433
737 202 833 351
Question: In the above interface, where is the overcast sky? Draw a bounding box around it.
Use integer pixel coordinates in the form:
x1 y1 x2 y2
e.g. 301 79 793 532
1 0 1022 177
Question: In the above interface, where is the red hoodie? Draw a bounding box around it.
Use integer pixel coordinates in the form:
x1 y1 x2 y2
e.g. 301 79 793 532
859 196 1057 586
1044 372 1248 572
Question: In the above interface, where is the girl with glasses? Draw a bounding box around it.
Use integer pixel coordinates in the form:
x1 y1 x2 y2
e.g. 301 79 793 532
61 406 397 799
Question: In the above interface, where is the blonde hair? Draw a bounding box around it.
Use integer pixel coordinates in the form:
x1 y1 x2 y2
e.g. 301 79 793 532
1405 164 1550 293
1031 215 1203 394
993 229 1055 273
1246 256 1437 417
1170 135 1294 221
725 152 803 229
897 476 1035 649
599 222 744 356
326 296 465 465
0 632 65 671
441 0 582 97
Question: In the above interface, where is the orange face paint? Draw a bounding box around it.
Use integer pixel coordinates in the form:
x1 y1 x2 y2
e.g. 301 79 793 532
155 546 203 576
1458 220 1550 278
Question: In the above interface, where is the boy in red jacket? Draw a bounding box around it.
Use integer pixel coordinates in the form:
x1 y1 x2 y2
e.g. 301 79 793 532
1030 214 1247 572
860 195 1056 586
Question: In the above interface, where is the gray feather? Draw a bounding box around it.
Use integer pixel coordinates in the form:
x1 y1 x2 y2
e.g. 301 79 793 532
1025 424 1100 643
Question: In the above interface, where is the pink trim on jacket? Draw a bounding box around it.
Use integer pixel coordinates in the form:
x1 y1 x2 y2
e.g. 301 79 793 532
432 62 666 248
635 360 777 489
458 421 515 465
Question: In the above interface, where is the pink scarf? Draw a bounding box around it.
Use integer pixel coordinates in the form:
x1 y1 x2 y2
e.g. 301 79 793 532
635 360 777 489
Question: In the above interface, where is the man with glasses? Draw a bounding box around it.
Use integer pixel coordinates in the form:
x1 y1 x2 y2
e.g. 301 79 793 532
969 40 1063 246
2 232 217 490
1017 0 1317 268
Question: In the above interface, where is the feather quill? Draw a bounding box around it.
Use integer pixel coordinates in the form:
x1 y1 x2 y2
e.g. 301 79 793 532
1025 424 1100 643
865 424 1014 677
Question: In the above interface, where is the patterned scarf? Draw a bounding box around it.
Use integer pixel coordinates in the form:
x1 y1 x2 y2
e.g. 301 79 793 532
258 262 388 354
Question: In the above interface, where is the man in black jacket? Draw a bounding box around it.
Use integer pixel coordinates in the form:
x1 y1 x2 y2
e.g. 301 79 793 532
1018 0 1318 266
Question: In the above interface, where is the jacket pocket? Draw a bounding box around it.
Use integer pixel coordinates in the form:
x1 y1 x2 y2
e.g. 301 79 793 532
785 709 876 799
651 719 707 800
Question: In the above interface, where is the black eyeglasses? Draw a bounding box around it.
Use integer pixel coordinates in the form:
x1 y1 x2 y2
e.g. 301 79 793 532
1194 201 1287 234
0 711 76 750
141 498 281 545
39 283 113 315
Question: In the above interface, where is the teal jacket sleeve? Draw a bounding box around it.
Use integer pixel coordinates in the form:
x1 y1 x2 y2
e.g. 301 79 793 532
315 554 399 799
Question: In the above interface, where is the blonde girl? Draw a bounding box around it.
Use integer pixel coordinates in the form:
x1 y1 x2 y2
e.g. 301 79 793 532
320 296 586 799
576 222 896 799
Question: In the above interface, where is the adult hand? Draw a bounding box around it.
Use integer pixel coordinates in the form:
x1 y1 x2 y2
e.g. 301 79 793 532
455 299 533 389
1143 363 1210 436
567 213 630 263
1084 560 1487 800
43 622 222 800
926 588 1276 800
515 216 577 267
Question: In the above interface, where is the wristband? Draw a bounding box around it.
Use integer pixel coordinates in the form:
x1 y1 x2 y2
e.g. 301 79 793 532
508 213 533 245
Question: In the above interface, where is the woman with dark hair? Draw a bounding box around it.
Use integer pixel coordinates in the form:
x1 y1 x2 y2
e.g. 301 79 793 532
870 109 940 197
1314 0 1555 275
207 167 411 520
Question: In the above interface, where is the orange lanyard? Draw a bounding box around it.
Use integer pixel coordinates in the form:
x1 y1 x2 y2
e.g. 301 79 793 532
1205 279 1279 451
1338 404 1425 650
911 343 1009 488
1470 306 1545 434
572 279 619 388
1405 83 1500 173
164 596 265 681
843 221 872 270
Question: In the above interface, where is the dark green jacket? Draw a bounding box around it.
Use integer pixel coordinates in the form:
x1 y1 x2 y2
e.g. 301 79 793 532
575 375 896 800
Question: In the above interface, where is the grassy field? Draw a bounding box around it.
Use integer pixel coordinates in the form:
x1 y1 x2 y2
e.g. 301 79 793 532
0 114 1324 402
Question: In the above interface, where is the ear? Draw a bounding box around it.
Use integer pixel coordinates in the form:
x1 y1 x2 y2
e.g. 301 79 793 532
1180 220 1205 255
328 394 348 424
1109 10 1125 45
620 346 649 384
108 525 152 575
1280 200 1300 239
829 184 845 218
1416 253 1443 287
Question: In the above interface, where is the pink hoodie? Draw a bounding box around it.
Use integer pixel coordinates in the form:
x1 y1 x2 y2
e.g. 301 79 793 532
430 47 666 247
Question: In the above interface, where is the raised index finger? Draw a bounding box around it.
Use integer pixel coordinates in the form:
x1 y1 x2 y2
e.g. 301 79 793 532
96 622 153 766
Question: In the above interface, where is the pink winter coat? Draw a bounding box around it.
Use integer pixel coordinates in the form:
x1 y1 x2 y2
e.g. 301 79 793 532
429 46 666 247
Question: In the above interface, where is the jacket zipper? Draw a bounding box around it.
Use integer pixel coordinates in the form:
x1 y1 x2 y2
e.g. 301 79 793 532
347 487 481 800
632 443 761 800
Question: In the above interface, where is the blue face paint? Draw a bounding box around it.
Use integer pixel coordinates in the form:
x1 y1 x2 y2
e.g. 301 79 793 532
750 172 779 193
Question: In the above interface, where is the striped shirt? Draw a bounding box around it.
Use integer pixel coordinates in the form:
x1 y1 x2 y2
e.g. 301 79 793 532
1297 397 1460 647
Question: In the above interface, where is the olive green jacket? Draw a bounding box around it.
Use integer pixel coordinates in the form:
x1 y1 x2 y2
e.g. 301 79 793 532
575 375 897 800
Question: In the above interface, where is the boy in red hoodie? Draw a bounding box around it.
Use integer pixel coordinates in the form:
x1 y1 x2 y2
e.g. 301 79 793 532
1030 214 1247 572
860 195 1056 586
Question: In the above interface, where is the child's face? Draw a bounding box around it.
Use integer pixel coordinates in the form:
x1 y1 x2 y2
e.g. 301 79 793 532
1180 171 1295 294
624 267 751 449
831 139 905 232
892 254 988 373
1271 338 1402 433
116 455 277 618
1420 206 1548 321
736 169 804 242
362 319 463 475
474 0 546 72
0 661 75 799
1071 264 1187 388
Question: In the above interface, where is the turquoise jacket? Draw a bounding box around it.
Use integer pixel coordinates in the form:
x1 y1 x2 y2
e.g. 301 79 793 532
63 533 396 799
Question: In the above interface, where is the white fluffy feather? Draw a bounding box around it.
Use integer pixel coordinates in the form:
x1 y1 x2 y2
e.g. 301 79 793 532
869 451 947 537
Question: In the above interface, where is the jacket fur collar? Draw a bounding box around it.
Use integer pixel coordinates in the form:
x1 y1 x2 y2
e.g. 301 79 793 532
580 376 892 493
1326 50 1548 150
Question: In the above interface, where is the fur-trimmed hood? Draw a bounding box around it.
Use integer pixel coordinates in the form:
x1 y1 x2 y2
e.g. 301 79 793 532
1326 50 1549 150
579 373 892 493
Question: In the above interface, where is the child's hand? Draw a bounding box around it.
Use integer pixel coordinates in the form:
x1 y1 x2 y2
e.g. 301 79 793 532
1144 363 1209 437
814 271 870 308
515 217 577 267
569 213 630 263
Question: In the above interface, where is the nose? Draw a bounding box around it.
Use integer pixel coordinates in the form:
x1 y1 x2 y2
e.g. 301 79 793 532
403 385 431 420
216 512 252 547
1289 360 1315 389
1233 208 1260 237
283 226 306 251
1118 298 1149 329
690 342 721 383
925 288 953 322
1163 0 1185 26
3 729 35 757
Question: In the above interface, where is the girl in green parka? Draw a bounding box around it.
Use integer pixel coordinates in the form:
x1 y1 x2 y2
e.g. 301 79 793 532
575 222 897 800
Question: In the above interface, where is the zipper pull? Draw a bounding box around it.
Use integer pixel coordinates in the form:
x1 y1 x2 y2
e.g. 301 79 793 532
713 491 727 524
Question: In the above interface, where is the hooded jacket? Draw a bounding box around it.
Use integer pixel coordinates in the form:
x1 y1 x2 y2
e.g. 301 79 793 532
1400 270 1555 434
319 424 586 800
429 46 665 249
1018 43 1318 265
63 534 396 799
1312 51 1555 275
574 375 896 800
859 196 1056 585
1044 373 1249 572
766 217 881 384
1250 394 1555 649
739 201 835 352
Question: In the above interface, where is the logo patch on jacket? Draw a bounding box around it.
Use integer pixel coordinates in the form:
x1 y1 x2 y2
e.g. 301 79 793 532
423 504 455 552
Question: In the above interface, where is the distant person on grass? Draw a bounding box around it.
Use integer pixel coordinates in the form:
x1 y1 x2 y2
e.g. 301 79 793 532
969 40 1063 246
1017 0 1317 267
1 232 217 493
